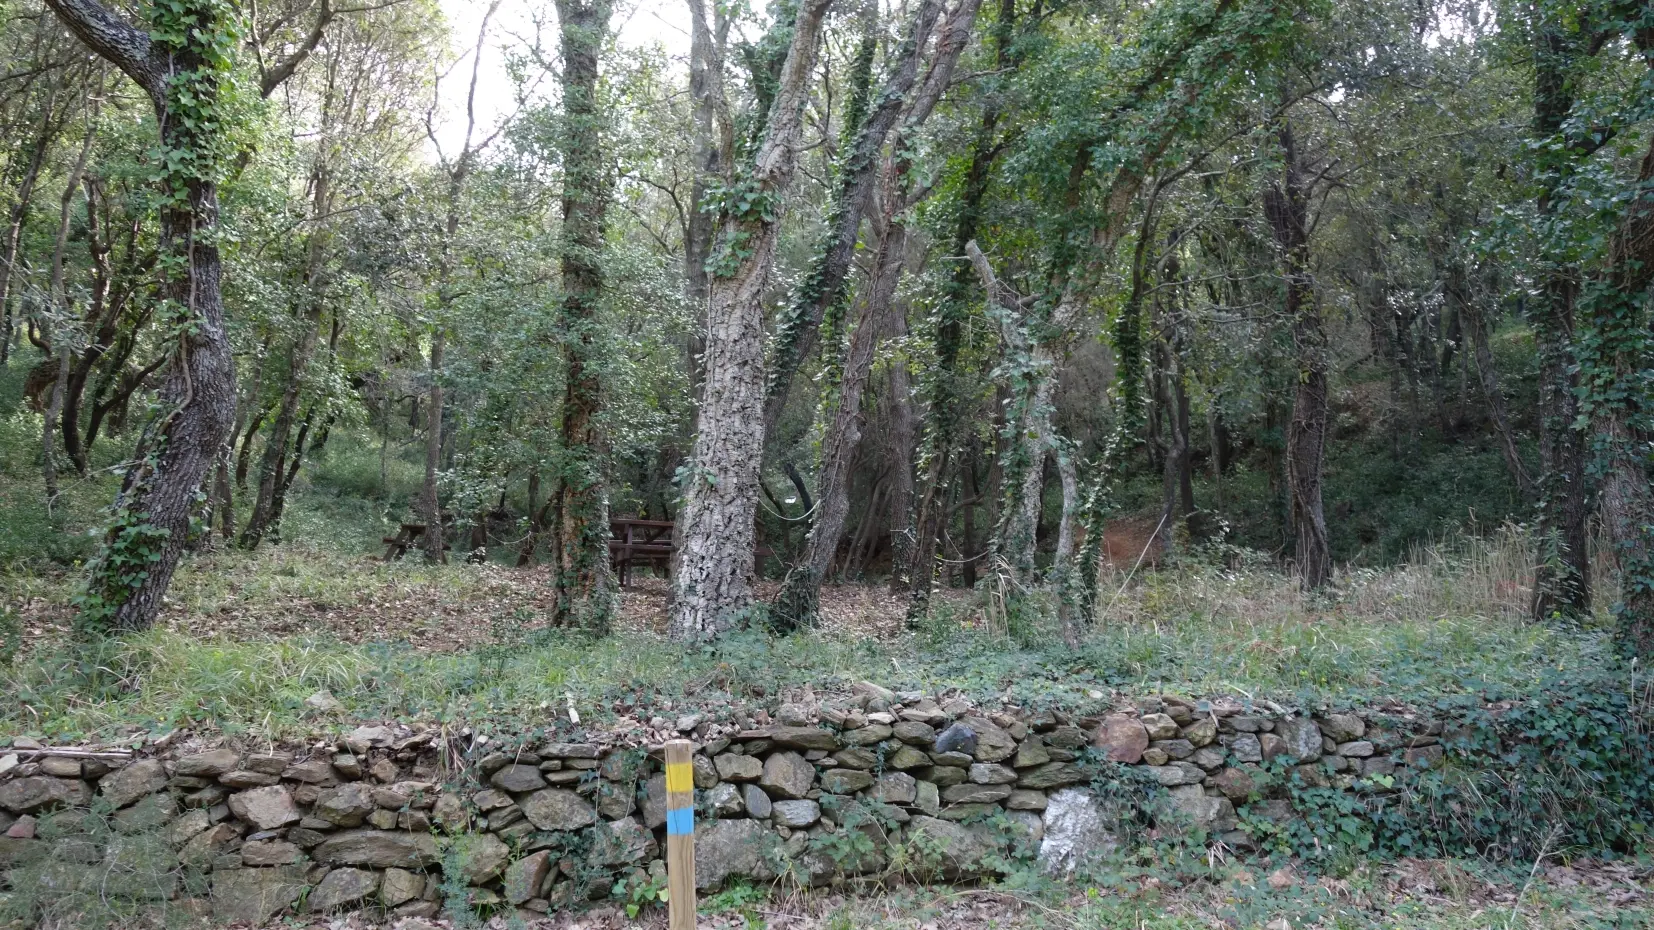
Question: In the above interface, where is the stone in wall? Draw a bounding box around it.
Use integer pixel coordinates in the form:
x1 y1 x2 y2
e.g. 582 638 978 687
0 689 1487 925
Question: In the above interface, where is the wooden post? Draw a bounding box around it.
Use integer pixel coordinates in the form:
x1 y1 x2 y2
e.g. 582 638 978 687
664 739 696 930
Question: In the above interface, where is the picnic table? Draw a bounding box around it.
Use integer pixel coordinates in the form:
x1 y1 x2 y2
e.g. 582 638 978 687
610 518 674 585
381 522 453 561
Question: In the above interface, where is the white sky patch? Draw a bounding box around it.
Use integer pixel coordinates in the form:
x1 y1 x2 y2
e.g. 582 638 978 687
429 0 691 161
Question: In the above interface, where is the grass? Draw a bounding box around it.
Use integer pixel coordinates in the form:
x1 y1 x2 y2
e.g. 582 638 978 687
725 856 1652 930
0 524 1625 744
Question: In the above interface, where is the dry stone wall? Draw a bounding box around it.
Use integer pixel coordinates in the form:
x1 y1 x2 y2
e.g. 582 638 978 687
0 685 1451 925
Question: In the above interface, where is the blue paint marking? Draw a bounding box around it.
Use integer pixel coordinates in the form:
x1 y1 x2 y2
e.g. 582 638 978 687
666 806 694 836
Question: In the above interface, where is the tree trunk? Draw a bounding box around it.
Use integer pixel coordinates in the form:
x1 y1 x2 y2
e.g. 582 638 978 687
1157 248 1195 544
42 112 96 507
966 239 1057 586
60 174 114 475
773 221 909 629
1584 121 1654 655
236 404 268 489
1451 260 1532 497
683 0 728 413
242 165 332 549
1527 19 1592 621
760 0 943 439
886 309 918 593
770 0 979 627
961 444 981 588
0 81 63 368
999 373 1060 582
1076 201 1159 619
213 449 234 541
1053 443 1081 647
1054 447 1079 565
265 319 341 534
908 0 1016 620
550 0 617 631
417 5 498 565
42 342 71 507
670 0 833 641
420 329 446 563
47 0 241 634
1263 121 1331 590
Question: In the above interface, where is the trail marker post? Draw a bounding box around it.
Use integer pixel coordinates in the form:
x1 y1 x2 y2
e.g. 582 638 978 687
664 739 696 930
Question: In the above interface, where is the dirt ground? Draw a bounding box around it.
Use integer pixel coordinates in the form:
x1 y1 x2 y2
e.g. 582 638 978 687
10 547 972 655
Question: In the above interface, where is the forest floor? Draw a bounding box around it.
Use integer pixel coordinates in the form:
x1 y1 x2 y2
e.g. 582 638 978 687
0 527 1624 746
10 550 933 654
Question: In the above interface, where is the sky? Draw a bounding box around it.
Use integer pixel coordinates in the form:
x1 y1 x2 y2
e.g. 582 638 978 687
429 0 692 159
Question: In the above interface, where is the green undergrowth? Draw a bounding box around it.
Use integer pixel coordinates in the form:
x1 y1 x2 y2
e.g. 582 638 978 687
0 546 1625 745
810 869 1652 930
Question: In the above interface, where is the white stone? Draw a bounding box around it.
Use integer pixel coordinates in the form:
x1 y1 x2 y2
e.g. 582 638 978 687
1038 788 1118 876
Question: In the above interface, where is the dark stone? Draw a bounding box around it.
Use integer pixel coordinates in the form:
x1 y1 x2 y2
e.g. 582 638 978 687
934 723 978 756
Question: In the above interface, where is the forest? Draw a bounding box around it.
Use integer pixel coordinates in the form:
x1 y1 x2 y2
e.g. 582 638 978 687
1 0 1653 925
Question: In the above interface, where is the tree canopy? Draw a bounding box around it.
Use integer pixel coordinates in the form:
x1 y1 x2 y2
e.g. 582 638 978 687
2 0 1653 655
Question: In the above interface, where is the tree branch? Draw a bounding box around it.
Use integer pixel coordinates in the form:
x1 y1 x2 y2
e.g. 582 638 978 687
41 0 163 102
259 0 334 97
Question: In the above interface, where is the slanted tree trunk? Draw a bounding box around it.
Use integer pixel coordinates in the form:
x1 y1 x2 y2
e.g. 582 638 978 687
770 0 979 629
760 0 942 439
47 0 241 634
235 403 269 489
550 0 617 631
669 0 833 641
773 221 909 629
1263 120 1332 590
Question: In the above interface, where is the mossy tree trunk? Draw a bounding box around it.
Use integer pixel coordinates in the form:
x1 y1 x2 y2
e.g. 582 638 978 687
550 0 618 631
669 0 833 641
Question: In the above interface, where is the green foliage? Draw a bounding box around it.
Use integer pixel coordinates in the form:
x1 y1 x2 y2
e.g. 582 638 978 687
612 867 669 918
71 454 173 637
702 173 782 277
701 880 767 919
438 833 490 926
1371 672 1654 860
1221 670 1654 869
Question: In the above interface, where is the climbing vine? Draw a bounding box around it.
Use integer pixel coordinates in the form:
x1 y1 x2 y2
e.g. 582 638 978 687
74 0 246 636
